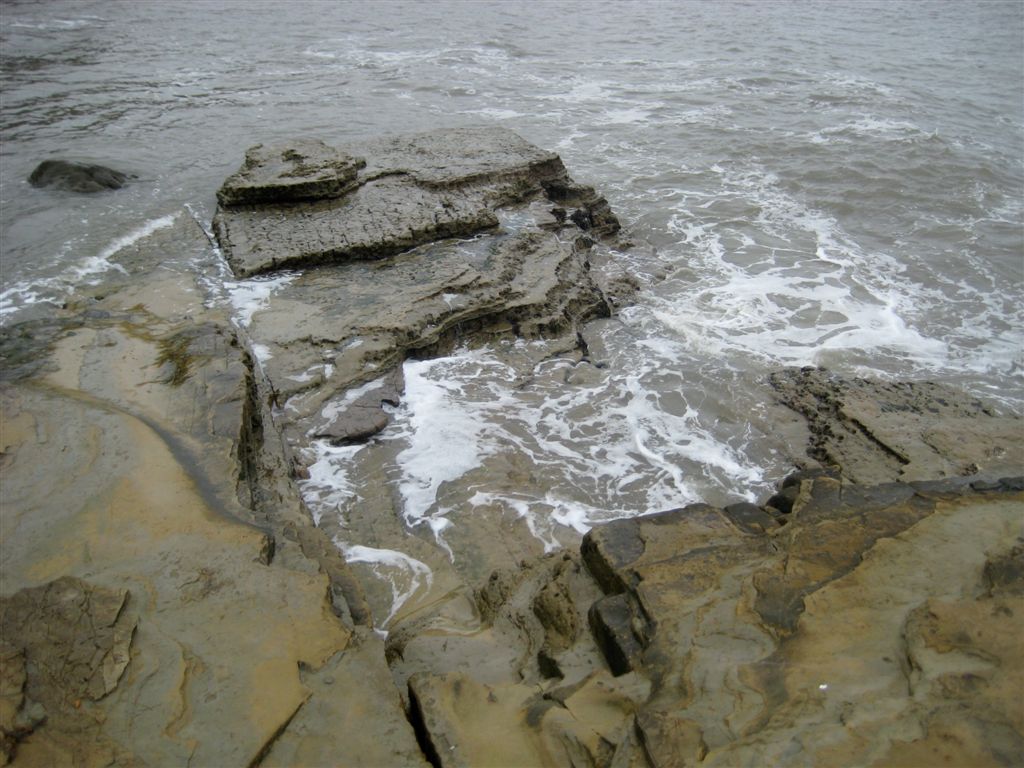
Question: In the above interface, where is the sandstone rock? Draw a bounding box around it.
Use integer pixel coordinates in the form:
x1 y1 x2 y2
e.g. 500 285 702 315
0 577 135 703
263 628 430 768
312 364 404 445
28 160 129 193
0 231 413 765
770 366 1022 482
0 642 37 766
0 578 135 766
216 128 628 477
9 130 1021 768
215 174 500 277
588 593 646 675
217 138 365 206
214 127 615 278
392 468 1023 768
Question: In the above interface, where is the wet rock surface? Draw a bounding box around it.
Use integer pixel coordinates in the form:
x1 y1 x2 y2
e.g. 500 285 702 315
0 215 411 765
396 475 1023 768
382 369 1021 768
214 126 619 277
770 366 1022 482
216 138 366 206
216 127 632 519
27 160 130 193
0 578 135 765
2 130 1022 767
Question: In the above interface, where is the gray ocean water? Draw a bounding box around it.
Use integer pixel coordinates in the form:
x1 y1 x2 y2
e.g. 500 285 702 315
2 1 1022 590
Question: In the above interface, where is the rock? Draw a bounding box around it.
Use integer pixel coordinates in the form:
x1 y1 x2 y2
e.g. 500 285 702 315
0 577 135 703
312 364 404 445
391 462 1023 768
11 130 1021 768
217 139 366 206
770 366 1023 482
408 669 647 768
588 593 645 675
722 501 782 534
408 672 543 767
28 160 129 192
0 228 420 765
217 174 500 277
262 628 430 768
0 643 44 766
217 129 633 576
214 127 620 277
635 711 707 768
0 577 135 765
983 540 1024 595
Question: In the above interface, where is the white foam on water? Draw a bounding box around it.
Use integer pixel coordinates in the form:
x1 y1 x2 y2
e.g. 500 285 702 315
0 283 48 322
299 440 365 525
386 352 511 531
468 490 636 550
601 107 652 125
224 272 299 327
564 80 610 103
654 167 955 370
319 376 389 425
336 542 433 629
249 343 273 363
465 107 525 120
9 17 102 30
376 341 766 554
84 213 178 278
0 213 178 325
810 116 933 145
287 365 327 384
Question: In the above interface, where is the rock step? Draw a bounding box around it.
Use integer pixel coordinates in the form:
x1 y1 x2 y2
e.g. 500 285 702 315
213 127 619 277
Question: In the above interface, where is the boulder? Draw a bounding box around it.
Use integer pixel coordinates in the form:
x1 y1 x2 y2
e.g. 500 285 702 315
28 160 130 192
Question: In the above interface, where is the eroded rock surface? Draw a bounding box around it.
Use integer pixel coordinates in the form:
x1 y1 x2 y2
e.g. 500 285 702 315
770 366 1022 482
215 127 632 486
0 578 135 765
217 138 366 206
0 215 415 766
394 474 1024 768
214 126 619 277
4 131 1021 768
387 369 1023 768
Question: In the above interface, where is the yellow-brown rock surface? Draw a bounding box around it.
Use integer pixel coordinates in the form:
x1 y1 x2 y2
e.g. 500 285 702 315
0 237 425 766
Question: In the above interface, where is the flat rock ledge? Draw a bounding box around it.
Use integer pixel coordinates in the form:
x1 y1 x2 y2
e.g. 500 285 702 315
770 366 1022 482
382 370 1022 768
214 127 636 457
214 126 620 277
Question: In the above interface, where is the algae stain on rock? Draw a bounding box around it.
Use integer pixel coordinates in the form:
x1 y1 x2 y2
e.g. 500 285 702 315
155 332 196 387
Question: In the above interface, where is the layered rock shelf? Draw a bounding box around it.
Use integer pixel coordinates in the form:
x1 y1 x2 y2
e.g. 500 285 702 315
1 128 1021 767
213 127 619 277
211 127 634 484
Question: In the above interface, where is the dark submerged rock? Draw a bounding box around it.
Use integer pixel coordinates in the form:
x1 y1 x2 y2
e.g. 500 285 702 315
28 160 130 192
